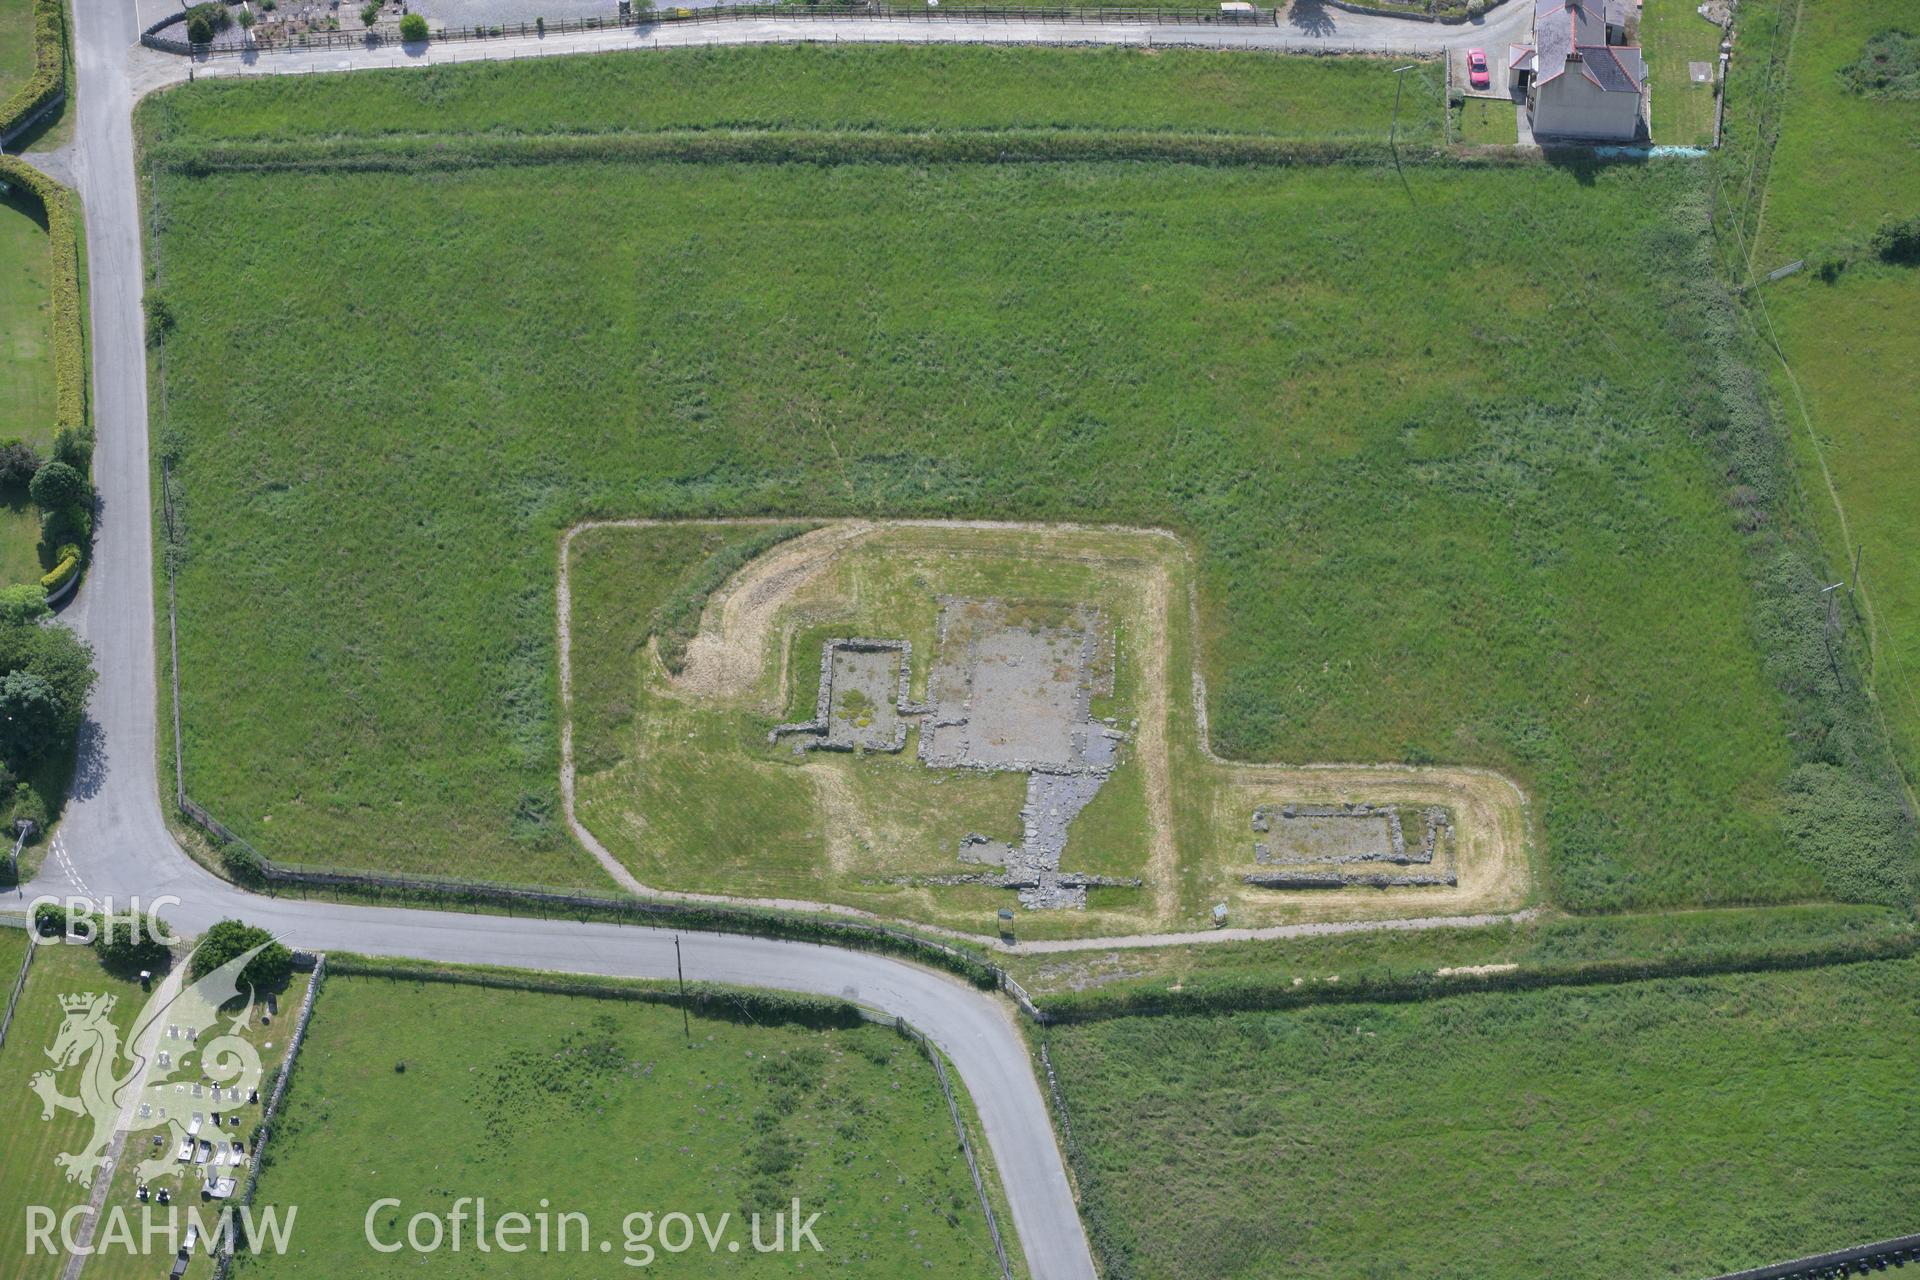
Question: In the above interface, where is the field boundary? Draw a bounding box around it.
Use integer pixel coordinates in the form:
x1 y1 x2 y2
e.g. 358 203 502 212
0 929 37 1058
1705 1233 1920 1280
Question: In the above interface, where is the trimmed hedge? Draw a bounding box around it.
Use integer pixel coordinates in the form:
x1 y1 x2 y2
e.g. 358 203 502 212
323 952 869 1029
39 555 78 594
0 0 66 144
0 159 85 434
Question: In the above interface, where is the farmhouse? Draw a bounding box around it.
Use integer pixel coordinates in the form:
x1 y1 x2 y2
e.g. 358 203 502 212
1509 0 1647 141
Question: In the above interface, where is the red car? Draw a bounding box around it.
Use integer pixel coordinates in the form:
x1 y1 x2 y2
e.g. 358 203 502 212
1467 48 1491 90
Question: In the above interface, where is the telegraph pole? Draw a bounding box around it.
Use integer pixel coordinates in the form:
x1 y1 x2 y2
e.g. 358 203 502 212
674 935 691 1045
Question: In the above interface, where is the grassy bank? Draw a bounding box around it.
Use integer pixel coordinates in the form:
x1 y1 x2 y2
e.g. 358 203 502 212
1045 956 1920 1278
232 969 1017 1277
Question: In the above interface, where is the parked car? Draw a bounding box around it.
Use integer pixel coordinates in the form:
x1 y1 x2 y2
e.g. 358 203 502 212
1467 48 1491 90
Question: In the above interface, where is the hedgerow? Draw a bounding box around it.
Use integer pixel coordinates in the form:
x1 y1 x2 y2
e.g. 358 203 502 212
0 159 85 435
147 129 1434 178
0 0 66 144
323 952 869 1028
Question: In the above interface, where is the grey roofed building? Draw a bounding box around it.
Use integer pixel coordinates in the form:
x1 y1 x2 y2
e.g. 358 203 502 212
1508 0 1647 141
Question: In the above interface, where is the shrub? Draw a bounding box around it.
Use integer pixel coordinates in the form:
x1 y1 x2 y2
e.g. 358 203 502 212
220 842 266 886
190 919 295 993
33 898 86 938
360 0 381 27
0 441 42 488
51 426 91 472
11 782 49 834
185 2 233 43
1869 213 1920 264
143 293 176 344
28 461 86 512
42 503 91 553
399 12 428 40
0 585 50 627
1839 29 1920 100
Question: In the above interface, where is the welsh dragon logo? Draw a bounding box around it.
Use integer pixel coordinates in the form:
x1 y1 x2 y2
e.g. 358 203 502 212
30 942 273 1189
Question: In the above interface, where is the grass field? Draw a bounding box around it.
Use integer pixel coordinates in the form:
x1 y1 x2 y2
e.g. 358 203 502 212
0 0 38 105
143 47 1908 913
230 971 1015 1277
0 942 146 1280
1045 956 1920 1279
1738 0 1920 784
138 44 1445 145
0 194 55 444
1641 0 1724 145
1455 96 1516 144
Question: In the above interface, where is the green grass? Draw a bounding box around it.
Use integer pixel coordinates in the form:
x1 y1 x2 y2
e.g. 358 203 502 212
0 193 55 444
1641 0 1724 146
144 49 1902 911
0 0 38 104
1045 956 1920 1279
0 943 145 1280
137 45 1444 145
1455 96 1516 145
1740 0 1920 781
232 971 1015 1277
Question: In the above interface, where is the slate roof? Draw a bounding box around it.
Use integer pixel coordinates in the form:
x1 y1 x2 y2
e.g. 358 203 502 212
1529 0 1644 94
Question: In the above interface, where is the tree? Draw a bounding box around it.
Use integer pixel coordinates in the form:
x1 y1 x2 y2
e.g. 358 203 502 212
184 2 232 43
0 585 49 628
361 0 381 27
28 461 87 512
97 914 172 973
399 12 428 40
0 671 62 767
0 440 41 488
190 919 294 994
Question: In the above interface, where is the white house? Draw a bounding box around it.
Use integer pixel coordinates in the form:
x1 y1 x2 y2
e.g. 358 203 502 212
1508 0 1647 141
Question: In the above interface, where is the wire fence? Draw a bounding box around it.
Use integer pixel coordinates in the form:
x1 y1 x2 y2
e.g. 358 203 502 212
888 1014 1014 1280
0 932 36 1059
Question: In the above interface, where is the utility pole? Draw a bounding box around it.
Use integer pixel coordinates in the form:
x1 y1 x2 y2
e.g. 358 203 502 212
1390 64 1419 198
674 935 691 1045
